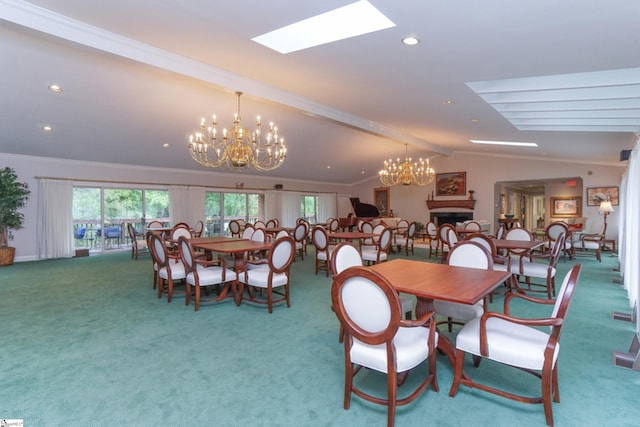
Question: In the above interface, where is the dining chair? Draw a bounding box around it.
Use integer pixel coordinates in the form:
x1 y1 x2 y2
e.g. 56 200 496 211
331 266 439 427
449 263 583 427
265 218 278 229
293 221 308 261
328 218 340 233
395 221 416 256
193 220 204 238
127 222 148 260
147 220 163 229
544 221 573 260
241 224 255 239
178 236 236 311
464 232 510 301
149 232 186 303
505 227 535 272
361 227 392 265
438 223 457 263
511 233 565 299
573 222 607 262
312 225 334 276
238 236 295 313
425 221 439 258
463 220 482 232
434 241 493 332
359 221 375 245
228 219 241 237
146 231 159 290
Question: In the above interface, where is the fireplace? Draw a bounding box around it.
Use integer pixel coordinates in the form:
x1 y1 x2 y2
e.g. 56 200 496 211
430 212 473 226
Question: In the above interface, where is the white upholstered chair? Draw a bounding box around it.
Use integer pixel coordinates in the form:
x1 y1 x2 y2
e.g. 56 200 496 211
178 236 236 311
312 225 334 276
331 266 439 427
395 221 416 256
150 232 186 303
434 241 493 332
361 227 392 265
449 264 582 427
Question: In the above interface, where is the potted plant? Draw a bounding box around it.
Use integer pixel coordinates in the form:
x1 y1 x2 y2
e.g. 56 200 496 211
0 167 30 266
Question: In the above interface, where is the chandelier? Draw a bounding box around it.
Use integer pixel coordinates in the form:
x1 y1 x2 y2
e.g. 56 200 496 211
378 144 435 186
188 91 287 171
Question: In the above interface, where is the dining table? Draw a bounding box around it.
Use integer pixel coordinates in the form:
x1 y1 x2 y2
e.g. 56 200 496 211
369 259 511 367
191 238 273 305
491 238 545 252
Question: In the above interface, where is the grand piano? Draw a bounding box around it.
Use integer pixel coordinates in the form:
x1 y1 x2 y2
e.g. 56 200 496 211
338 197 380 231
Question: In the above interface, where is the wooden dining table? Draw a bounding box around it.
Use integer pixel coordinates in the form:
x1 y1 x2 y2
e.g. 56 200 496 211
369 259 511 366
328 231 375 241
191 238 273 305
491 238 545 252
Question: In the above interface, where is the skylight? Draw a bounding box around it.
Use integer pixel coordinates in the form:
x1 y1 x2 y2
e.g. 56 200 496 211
470 140 538 147
252 1 396 54
467 67 640 132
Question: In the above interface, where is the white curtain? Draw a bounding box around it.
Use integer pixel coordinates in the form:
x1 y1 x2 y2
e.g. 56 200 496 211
169 186 190 225
169 186 205 227
318 193 337 223
264 190 281 221
37 179 74 259
281 191 302 227
187 186 206 226
620 137 640 332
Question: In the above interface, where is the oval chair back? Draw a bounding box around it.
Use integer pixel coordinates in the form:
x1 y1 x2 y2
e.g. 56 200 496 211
331 241 363 275
447 240 493 270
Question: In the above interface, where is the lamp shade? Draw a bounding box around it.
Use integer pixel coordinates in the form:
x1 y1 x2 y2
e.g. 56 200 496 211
599 200 614 213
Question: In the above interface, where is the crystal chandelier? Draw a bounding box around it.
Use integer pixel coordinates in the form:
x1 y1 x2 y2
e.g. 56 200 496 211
188 91 287 171
378 144 435 186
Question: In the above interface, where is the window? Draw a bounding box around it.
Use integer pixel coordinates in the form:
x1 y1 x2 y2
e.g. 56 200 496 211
301 195 318 224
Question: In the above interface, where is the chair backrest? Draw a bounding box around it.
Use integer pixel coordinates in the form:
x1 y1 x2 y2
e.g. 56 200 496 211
294 222 307 242
172 226 192 240
251 228 266 242
447 228 458 247
194 220 204 237
359 221 373 234
464 221 482 231
329 218 339 233
426 221 437 238
331 267 400 344
447 240 493 270
241 224 255 239
177 236 195 273
147 220 163 229
396 219 409 234
275 230 289 241
269 236 295 273
438 223 455 244
75 226 87 239
464 232 497 260
505 227 533 255
406 222 417 238
150 233 168 266
550 264 582 335
254 220 266 229
312 225 329 251
495 224 506 239
265 218 278 229
546 221 569 242
237 219 246 228
229 220 241 236
331 242 363 275
373 224 386 236
126 223 136 240
378 228 393 252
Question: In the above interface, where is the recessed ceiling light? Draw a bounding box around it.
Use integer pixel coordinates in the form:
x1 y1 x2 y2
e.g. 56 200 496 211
443 100 455 105
402 36 420 46
48 84 62 93
471 118 480 123
252 0 395 54
327 165 331 169
470 139 538 147
42 125 52 132
361 170 366 174
162 143 170 148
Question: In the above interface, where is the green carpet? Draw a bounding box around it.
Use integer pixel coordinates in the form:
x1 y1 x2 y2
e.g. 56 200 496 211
1 246 638 426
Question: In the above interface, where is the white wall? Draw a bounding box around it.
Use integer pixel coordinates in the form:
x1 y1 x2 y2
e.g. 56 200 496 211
1 153 350 262
351 152 624 236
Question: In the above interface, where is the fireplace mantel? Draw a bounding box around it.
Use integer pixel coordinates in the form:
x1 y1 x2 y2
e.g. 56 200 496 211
426 199 476 210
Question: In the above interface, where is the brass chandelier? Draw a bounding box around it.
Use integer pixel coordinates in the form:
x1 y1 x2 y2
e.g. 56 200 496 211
188 91 287 171
378 144 435 186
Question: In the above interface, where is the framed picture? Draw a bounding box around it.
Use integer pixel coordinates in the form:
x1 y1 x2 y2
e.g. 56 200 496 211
550 196 582 218
373 187 390 217
435 171 466 196
586 186 619 206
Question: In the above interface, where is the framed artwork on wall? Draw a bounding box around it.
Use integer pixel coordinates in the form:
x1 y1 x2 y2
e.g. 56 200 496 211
586 186 619 206
550 196 582 218
373 187 390 217
435 171 466 196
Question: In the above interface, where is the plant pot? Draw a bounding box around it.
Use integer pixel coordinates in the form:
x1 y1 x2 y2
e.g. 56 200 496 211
0 246 16 266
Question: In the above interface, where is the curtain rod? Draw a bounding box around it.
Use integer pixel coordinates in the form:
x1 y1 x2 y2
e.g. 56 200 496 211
33 176 332 194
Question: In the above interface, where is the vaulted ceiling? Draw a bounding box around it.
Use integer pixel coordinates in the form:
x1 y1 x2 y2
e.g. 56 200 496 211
1 1 637 184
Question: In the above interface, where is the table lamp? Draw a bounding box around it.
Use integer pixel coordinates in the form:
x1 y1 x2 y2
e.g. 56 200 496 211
599 199 615 226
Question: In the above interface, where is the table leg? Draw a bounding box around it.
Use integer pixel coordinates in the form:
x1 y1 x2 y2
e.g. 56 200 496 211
415 297 457 368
